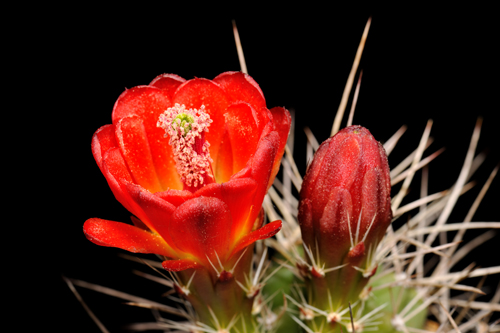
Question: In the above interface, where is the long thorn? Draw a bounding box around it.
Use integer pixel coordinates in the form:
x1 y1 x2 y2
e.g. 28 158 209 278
63 276 110 333
332 17 372 136
232 20 247 74
347 70 363 127
349 302 356 333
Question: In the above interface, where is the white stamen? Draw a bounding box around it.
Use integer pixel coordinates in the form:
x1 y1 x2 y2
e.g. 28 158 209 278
157 103 213 188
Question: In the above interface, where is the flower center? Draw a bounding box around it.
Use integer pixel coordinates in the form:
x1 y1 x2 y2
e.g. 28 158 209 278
172 112 195 136
157 103 214 191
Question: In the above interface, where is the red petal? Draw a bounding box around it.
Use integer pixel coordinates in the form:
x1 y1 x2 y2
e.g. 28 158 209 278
192 180 258 244
255 106 272 135
149 73 186 100
318 187 353 267
361 166 392 246
162 258 200 272
247 131 279 225
102 148 133 184
154 189 194 207
214 126 233 183
213 71 266 111
84 218 175 257
112 86 181 190
126 183 179 252
172 78 229 170
91 124 117 172
269 106 291 185
298 198 314 250
230 164 253 180
192 182 223 198
320 136 361 220
168 196 232 265
115 115 163 193
304 136 361 223
299 137 331 203
231 220 282 257
100 147 138 216
224 102 259 174
221 179 258 244
112 86 172 125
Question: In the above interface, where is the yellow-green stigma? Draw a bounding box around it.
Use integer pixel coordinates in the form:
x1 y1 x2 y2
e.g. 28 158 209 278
172 113 194 137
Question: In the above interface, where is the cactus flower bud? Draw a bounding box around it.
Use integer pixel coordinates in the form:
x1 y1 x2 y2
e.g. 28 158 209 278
298 125 392 313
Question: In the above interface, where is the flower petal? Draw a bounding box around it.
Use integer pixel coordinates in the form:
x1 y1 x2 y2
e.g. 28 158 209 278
221 179 258 245
255 107 272 135
214 126 233 183
298 198 314 250
231 220 282 257
83 218 175 257
168 196 232 265
299 136 331 204
318 187 353 267
213 71 266 111
112 86 172 126
172 78 229 170
192 180 258 245
247 131 279 226
269 106 292 185
162 258 200 272
101 147 138 216
154 189 194 207
361 166 392 245
115 115 163 193
92 127 141 219
91 124 117 172
112 86 181 190
303 136 361 223
149 73 186 100
126 183 180 253
224 102 259 174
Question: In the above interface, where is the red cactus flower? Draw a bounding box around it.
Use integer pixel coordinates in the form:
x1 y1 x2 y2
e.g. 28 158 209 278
84 72 291 272
299 125 392 277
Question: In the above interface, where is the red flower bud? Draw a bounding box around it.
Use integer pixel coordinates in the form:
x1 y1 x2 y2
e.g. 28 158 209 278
298 125 391 307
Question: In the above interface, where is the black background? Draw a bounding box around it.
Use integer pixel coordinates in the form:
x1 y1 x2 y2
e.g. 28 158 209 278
34 7 499 332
